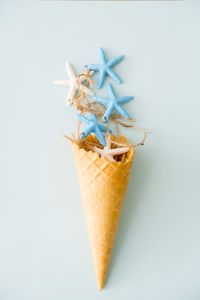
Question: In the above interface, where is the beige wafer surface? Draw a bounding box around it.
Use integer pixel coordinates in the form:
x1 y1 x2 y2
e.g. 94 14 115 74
72 134 135 290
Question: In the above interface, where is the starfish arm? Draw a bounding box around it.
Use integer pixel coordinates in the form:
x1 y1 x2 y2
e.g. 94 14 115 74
67 85 76 102
90 114 99 125
66 62 76 79
108 55 124 67
99 124 111 133
106 68 122 84
94 126 106 147
108 83 116 98
89 70 94 76
105 154 116 162
81 69 94 77
79 83 94 96
102 102 115 123
86 64 102 71
109 147 129 155
92 146 103 155
99 47 107 65
53 80 71 86
105 133 111 149
80 125 94 138
98 68 106 88
117 96 134 104
77 114 91 126
115 103 131 119
92 97 110 106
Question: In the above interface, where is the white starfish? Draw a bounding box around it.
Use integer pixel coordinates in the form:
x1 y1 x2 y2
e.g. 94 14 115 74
92 133 129 162
54 62 94 105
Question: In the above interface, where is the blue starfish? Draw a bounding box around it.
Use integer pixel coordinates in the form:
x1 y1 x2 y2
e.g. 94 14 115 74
77 113 111 146
85 47 124 89
92 83 133 123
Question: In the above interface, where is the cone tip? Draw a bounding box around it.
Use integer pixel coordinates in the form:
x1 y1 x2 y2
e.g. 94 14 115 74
97 277 105 291
98 282 104 291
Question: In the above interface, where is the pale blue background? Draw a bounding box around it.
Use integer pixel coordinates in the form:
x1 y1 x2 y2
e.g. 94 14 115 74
0 1 200 299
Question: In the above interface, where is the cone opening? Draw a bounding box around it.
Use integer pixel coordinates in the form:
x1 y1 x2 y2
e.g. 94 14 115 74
72 134 135 164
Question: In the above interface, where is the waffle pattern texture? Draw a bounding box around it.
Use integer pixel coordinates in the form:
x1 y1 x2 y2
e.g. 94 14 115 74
72 134 135 290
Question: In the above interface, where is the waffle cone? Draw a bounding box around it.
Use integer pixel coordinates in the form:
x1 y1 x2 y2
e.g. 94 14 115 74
72 134 135 290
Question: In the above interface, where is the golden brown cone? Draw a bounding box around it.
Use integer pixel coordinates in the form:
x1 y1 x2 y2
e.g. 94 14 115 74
72 134 135 290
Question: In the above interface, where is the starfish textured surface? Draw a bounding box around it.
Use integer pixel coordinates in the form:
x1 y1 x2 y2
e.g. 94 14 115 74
54 62 94 104
86 47 124 88
92 133 129 162
77 114 111 147
93 83 133 122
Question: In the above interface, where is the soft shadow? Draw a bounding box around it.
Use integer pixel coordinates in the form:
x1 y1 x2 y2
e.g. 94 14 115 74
105 150 152 288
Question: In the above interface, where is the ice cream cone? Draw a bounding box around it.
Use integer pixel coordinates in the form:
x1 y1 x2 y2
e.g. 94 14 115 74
72 134 135 290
